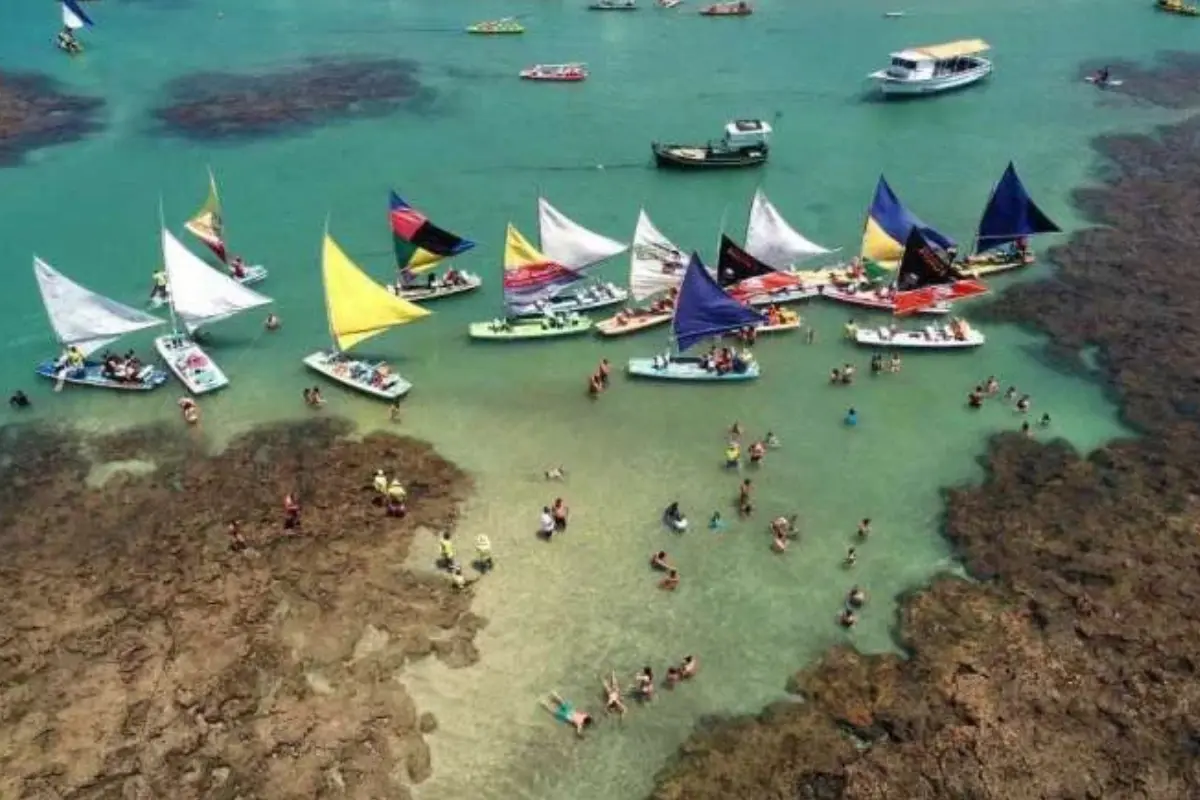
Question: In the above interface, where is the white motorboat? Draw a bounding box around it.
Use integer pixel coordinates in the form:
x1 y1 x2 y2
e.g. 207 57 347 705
853 320 984 349
868 39 992 97
392 271 482 301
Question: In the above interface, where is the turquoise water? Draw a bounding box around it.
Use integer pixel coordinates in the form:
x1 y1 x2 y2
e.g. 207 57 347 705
0 0 1181 797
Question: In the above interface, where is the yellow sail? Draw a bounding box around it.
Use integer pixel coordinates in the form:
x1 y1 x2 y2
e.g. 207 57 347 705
504 224 550 269
860 217 903 267
323 233 431 351
185 169 224 246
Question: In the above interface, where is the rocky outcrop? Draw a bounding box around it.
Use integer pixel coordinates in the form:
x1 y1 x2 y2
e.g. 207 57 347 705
0 71 103 166
0 418 479 799
651 80 1200 800
152 58 430 140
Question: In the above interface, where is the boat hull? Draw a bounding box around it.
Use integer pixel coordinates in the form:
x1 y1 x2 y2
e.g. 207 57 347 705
35 360 168 391
822 286 951 315
652 143 767 169
743 285 822 306
1156 1 1199 14
511 284 629 317
588 3 639 8
960 255 1034 279
521 73 587 82
154 334 230 395
303 351 413 400
393 274 482 302
628 357 760 381
466 24 525 34
854 326 984 349
595 310 673 336
469 317 594 341
870 61 992 96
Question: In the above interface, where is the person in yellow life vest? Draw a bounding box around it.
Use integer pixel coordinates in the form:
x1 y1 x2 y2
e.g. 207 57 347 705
372 470 388 496
844 319 858 340
724 441 741 469
386 478 407 517
66 345 84 368
438 532 456 570
150 270 168 302
475 534 494 572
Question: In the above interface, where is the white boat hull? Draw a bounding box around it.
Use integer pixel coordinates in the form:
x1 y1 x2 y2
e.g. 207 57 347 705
392 274 482 302
511 284 629 317
854 325 984 349
154 334 230 394
595 310 673 336
822 286 951 315
870 62 992 96
628 357 760 382
743 286 822 306
303 351 413 400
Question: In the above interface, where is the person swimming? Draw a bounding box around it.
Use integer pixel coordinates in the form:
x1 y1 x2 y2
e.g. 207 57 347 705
847 586 867 608
844 407 858 426
772 527 788 553
663 502 688 532
633 667 655 700
680 655 698 679
1040 412 1051 427
838 608 857 628
765 431 781 448
665 666 681 688
8 390 30 409
857 518 872 540
659 569 680 590
844 546 857 567
650 550 672 571
708 511 725 531
541 692 593 737
748 440 766 465
602 671 626 716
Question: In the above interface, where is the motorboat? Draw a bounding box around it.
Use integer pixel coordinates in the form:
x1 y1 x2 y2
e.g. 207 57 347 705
700 1 752 15
852 319 984 349
520 63 588 82
652 119 770 170
466 18 525 34
1156 0 1199 15
868 39 992 97
589 0 639 9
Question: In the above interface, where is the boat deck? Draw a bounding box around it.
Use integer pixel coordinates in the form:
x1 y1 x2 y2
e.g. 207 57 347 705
303 351 413 399
35 359 168 391
155 334 230 395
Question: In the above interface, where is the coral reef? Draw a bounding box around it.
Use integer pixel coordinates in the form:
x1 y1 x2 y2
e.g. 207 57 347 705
0 418 480 799
0 71 104 166
152 58 429 141
651 86 1200 799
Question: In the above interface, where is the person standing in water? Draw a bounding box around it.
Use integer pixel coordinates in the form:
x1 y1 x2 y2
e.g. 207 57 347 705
857 518 872 540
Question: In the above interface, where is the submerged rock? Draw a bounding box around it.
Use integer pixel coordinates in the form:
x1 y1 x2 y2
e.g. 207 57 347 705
0 417 476 798
0 71 103 166
152 58 429 141
651 63 1200 800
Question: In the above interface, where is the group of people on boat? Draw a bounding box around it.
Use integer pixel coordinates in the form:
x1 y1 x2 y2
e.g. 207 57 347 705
610 288 678 327
668 345 752 376
543 656 698 737
56 27 82 55
399 267 470 292
98 350 148 383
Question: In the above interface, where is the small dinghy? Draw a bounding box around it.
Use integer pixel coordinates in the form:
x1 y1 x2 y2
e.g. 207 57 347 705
595 210 687 337
596 309 673 336
393 273 482 301
469 313 593 341
699 1 752 15
181 167 270 289
520 63 589 82
589 0 639 10
466 17 525 34
628 253 765 382
304 232 431 400
388 190 481 303
853 318 984 349
32 256 169 391
56 0 91 55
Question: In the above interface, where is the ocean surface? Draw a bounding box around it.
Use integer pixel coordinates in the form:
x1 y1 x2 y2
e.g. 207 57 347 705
0 0 1188 797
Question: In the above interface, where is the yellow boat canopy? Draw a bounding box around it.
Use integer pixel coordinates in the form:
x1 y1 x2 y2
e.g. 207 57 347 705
504 224 551 269
322 233 430 351
912 39 990 60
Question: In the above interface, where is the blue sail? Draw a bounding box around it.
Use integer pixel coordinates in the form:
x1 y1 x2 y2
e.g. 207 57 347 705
673 253 765 352
62 0 94 28
974 163 1060 254
861 176 955 263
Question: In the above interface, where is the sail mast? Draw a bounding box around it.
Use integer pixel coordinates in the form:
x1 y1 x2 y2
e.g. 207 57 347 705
158 198 181 336
322 216 338 352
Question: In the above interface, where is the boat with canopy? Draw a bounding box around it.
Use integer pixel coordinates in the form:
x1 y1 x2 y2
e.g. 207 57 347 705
57 0 91 55
389 191 480 302
155 227 273 395
469 225 593 340
304 232 431 399
961 162 1060 278
33 256 169 390
180 168 268 289
628 253 765 381
596 210 686 337
868 39 992 97
507 198 628 316
823 176 954 314
741 189 836 300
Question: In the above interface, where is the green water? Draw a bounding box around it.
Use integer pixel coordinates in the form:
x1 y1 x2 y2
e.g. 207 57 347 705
0 0 1183 796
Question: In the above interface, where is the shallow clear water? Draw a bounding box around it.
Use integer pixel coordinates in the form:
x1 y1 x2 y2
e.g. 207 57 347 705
0 0 1179 796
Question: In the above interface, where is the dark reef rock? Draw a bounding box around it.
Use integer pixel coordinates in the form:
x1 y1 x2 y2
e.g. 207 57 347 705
0 418 478 799
152 58 430 141
1079 51 1200 109
652 70 1200 800
0 71 104 166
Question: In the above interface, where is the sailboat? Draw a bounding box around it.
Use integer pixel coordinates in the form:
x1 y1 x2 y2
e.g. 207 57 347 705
596 210 687 337
468 224 594 340
628 253 765 381
962 163 1061 278
180 168 268 288
33 256 169 390
389 191 481 302
712 236 802 334
303 232 432 399
155 227 273 394
823 176 954 315
742 189 839 301
508 198 628 317
852 228 987 348
57 0 91 55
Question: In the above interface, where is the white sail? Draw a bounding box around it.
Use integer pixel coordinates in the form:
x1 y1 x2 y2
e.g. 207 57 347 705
537 197 628 272
629 210 686 302
161 228 271 332
34 256 164 356
62 1 91 30
744 189 831 269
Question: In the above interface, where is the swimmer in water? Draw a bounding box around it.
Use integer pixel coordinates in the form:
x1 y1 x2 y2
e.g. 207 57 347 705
1021 421 1032 438
264 312 280 331
1016 394 1031 414
838 608 857 628
659 569 680 591
1040 412 1051 428
772 527 788 553
650 550 672 571
729 420 743 440
665 666 681 688
178 397 200 425
541 692 593 737
857 518 872 540
737 479 753 517
844 407 858 427
844 547 857 567
724 440 741 469
708 511 724 531
765 431 781 449
847 585 867 608
748 440 766 466
602 671 627 716
680 655 698 679
664 501 688 532
633 667 655 700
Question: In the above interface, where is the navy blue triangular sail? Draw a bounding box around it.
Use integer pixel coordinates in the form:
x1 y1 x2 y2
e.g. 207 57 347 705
896 228 965 292
974 163 1060 254
717 235 776 287
673 253 766 352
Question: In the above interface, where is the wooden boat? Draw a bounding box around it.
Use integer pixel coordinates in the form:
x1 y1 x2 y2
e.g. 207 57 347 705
520 63 588 82
182 167 270 286
822 283 951 315
32 256 169 392
589 0 638 9
57 0 91 54
853 319 984 349
717 233 825 311
513 283 628 316
700 1 752 15
596 210 687 337
628 253 765 382
154 227 273 395
962 162 1060 278
305 232 430 400
1156 0 1199 15
868 39 992 97
388 190 479 302
469 315 593 341
596 310 672 336
466 18 525 34
653 120 770 169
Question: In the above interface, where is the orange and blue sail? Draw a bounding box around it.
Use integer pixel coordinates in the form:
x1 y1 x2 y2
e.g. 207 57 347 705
389 191 474 274
502 224 583 309
860 176 954 265
673 253 765 352
974 163 1060 254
